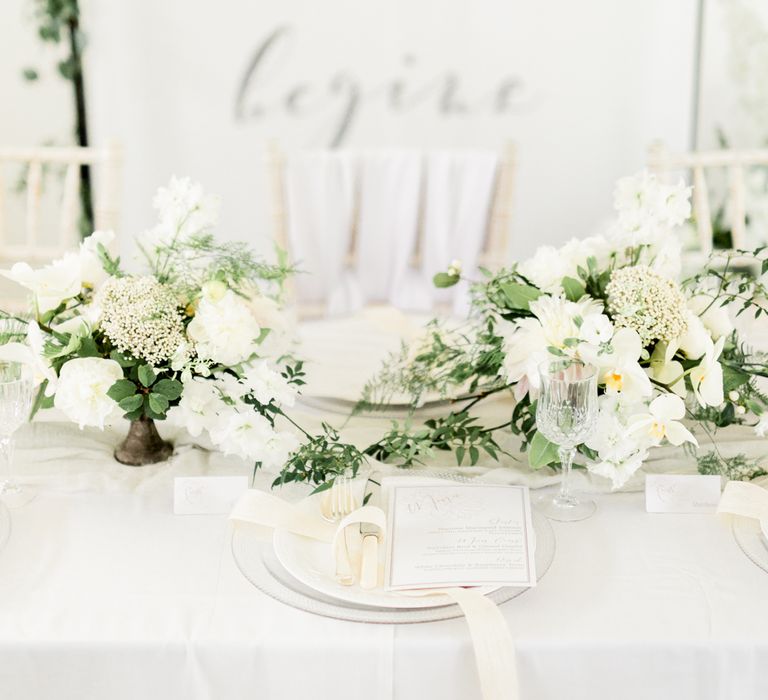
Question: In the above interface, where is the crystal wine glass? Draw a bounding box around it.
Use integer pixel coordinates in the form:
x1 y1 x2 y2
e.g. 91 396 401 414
0 361 34 505
535 359 598 522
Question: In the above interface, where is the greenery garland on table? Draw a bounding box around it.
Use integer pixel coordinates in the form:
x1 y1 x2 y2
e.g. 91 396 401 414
277 170 768 491
1 171 766 489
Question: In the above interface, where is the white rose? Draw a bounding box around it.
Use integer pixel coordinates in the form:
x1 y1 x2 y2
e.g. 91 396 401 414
688 295 734 340
54 358 123 429
677 312 710 360
187 290 261 366
1 255 82 314
79 230 115 288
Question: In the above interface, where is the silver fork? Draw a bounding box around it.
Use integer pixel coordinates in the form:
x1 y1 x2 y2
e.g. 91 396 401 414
321 476 356 585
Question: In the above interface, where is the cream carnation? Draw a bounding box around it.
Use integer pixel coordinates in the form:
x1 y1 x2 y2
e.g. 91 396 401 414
98 276 186 366
606 265 688 346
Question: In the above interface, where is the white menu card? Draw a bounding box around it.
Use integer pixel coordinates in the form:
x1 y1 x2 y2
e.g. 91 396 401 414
384 482 537 590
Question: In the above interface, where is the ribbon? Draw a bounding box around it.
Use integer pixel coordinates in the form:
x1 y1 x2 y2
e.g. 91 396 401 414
229 489 519 700
717 480 768 521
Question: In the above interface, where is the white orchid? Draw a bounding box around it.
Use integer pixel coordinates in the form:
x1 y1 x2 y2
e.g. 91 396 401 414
687 294 734 340
690 336 725 408
595 328 652 400
676 311 710 360
53 358 123 429
629 394 697 447
648 342 686 397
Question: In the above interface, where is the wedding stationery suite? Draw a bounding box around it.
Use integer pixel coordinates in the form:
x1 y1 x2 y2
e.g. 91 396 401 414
645 474 722 514
174 476 249 515
384 483 536 590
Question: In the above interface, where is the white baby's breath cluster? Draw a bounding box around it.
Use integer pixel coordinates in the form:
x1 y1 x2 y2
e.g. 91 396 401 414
98 276 186 366
606 265 688 346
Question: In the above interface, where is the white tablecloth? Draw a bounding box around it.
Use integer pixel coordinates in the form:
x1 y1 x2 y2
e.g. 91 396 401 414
1 315 768 700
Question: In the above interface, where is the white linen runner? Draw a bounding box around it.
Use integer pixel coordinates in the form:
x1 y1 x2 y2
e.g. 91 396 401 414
229 489 519 700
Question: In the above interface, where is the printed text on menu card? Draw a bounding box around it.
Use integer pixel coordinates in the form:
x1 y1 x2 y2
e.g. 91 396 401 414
385 484 536 590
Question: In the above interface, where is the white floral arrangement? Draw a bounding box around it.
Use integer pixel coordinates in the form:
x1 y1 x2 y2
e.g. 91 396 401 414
364 171 768 489
0 177 301 469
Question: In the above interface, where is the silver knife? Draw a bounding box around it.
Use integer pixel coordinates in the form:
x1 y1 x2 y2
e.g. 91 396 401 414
359 472 382 590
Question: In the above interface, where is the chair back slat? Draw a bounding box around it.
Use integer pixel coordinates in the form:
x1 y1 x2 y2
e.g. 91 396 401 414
648 141 768 256
728 164 747 249
692 166 713 255
25 161 43 251
59 162 80 244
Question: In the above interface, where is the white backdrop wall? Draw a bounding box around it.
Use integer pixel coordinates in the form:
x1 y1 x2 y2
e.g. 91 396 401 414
698 0 768 149
3 0 699 263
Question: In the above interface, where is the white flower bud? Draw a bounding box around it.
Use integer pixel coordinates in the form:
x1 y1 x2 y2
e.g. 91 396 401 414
728 390 740 402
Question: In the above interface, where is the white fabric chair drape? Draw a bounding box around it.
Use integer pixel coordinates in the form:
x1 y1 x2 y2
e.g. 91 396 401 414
282 149 500 316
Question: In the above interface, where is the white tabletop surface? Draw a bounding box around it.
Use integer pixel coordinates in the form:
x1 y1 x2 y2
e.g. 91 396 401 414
1 313 767 700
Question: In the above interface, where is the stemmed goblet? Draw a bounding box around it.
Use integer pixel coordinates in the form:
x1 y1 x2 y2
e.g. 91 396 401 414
535 359 598 522
0 361 34 506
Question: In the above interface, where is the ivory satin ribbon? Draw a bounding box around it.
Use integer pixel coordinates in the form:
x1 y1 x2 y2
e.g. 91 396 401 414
717 480 768 521
229 489 519 700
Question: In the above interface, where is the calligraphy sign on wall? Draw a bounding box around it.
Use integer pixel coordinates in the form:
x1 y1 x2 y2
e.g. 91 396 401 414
87 0 697 259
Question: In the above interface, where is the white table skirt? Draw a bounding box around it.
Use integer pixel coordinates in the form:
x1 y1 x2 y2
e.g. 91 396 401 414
1 313 767 700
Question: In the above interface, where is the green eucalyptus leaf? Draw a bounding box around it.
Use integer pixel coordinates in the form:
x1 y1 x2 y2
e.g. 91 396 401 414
138 364 157 388
528 431 559 468
561 276 586 302
153 378 183 400
499 282 542 311
148 392 169 415
433 272 460 288
107 379 137 403
118 394 144 413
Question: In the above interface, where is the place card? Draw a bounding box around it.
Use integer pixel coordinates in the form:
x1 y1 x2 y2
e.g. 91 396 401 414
384 482 536 590
174 476 249 515
645 474 722 514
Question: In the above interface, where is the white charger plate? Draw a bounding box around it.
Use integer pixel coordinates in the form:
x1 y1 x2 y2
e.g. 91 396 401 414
232 509 554 623
272 494 537 610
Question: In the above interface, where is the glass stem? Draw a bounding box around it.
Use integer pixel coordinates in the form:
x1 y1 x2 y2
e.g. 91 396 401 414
558 446 576 501
0 437 11 491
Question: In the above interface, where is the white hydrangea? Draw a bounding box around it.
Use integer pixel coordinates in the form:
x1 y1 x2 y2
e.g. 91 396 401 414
242 360 297 407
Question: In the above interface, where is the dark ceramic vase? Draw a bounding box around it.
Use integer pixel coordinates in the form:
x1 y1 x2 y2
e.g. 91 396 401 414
114 416 173 466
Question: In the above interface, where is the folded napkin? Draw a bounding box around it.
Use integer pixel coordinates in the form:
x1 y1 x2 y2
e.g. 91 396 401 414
229 487 519 700
717 480 768 521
